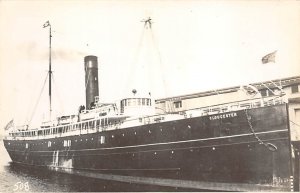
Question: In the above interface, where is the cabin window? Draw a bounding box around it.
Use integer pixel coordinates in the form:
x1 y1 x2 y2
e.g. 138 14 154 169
174 101 182 108
291 84 299 93
63 140 71 147
132 99 136 106
48 141 52 147
100 136 105 144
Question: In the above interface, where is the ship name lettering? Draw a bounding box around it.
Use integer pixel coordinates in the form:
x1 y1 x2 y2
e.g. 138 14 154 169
209 112 237 120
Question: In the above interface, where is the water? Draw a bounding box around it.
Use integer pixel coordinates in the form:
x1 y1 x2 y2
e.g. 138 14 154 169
0 140 200 192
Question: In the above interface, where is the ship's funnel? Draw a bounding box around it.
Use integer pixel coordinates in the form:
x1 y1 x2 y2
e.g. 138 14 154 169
84 55 99 109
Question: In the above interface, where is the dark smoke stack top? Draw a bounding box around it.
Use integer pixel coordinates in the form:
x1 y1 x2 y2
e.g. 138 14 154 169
84 55 99 109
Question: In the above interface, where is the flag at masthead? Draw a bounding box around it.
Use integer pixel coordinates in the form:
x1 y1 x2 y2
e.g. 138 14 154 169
262 51 277 64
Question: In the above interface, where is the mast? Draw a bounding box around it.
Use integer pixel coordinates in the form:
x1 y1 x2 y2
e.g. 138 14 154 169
43 21 52 120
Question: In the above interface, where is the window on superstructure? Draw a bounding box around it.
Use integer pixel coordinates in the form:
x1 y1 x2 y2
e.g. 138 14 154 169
260 89 267 97
48 141 52 147
132 99 136 106
291 84 299 93
174 101 182 108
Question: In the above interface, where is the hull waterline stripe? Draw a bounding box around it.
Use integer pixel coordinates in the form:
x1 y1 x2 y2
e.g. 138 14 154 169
22 137 288 157
6 129 288 154
95 129 288 151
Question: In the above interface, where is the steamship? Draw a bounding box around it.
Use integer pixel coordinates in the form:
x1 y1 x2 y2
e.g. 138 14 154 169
2 20 296 191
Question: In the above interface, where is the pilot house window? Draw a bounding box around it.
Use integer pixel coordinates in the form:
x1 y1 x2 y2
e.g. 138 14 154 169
291 84 299 93
174 101 182 108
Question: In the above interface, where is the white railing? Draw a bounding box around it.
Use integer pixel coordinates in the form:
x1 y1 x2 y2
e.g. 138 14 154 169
6 96 284 141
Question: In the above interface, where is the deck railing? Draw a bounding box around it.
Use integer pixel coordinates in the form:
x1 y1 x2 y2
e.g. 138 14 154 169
5 96 285 141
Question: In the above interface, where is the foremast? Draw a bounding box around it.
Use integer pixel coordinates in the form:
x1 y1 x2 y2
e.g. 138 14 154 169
43 21 52 120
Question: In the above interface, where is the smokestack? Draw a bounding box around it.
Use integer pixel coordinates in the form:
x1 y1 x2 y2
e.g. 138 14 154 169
84 55 99 109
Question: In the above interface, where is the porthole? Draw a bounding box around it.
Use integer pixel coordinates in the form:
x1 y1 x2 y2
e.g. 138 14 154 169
148 130 151 134
86 139 88 141
91 138 93 140
171 151 174 154
112 135 114 138
188 125 191 129
122 133 125 136
134 132 137 135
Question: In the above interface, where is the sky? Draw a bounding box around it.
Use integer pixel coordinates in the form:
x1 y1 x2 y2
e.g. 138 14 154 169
0 0 300 131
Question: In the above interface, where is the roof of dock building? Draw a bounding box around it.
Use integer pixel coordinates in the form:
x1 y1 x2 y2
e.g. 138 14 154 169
156 75 300 102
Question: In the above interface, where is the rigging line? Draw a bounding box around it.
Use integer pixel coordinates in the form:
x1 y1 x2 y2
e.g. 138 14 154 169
150 28 167 92
261 82 276 95
269 80 280 88
25 73 46 124
28 73 49 126
269 79 284 93
149 28 174 112
290 120 300 128
51 74 65 115
125 27 146 93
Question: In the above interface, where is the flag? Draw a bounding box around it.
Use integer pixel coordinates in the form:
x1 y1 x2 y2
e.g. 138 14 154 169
262 51 277 64
43 20 50 28
4 119 14 130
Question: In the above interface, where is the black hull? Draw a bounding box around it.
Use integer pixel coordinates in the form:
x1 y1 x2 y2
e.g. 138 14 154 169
3 104 293 191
